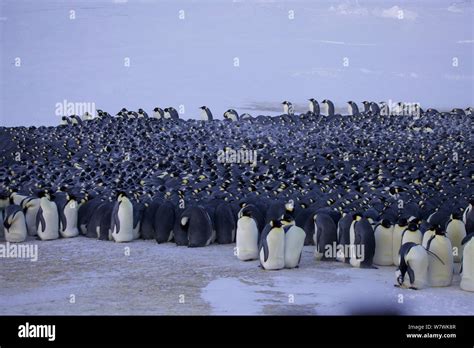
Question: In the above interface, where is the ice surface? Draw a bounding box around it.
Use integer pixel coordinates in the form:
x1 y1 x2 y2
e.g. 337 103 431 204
0 237 472 315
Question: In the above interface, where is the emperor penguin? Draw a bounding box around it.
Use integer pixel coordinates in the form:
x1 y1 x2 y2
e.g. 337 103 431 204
199 106 213 121
373 219 394 266
321 99 335 117
153 107 165 119
223 109 239 122
180 206 214 247
347 101 360 116
369 102 380 115
110 192 134 243
3 204 27 242
462 199 474 234
395 242 429 290
132 201 146 240
308 98 320 116
236 204 261 261
259 220 285 270
56 192 79 238
393 218 408 265
282 101 294 115
214 202 236 244
21 196 41 236
426 228 454 287
421 224 437 248
401 221 422 246
137 108 149 118
336 212 354 263
154 201 175 243
460 233 474 292
281 215 305 268
445 211 466 263
362 101 371 113
164 107 179 120
349 214 376 268
314 213 338 260
36 192 59 241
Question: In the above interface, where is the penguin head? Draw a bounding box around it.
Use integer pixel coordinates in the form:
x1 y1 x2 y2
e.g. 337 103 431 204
407 222 418 232
269 219 282 229
434 224 445 236
381 219 392 229
280 213 294 226
352 213 363 222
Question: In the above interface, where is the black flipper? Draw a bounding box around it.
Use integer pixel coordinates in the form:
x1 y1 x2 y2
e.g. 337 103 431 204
406 262 415 285
262 237 269 263
112 202 120 234
36 207 46 232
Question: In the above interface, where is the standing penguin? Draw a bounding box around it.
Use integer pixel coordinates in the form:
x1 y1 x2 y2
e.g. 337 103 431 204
373 219 394 266
426 228 454 287
347 101 360 116
283 216 306 268
421 224 437 248
308 98 320 116
183 206 214 247
336 212 354 263
321 99 335 117
110 192 134 243
395 242 429 290
56 193 79 238
36 192 59 241
154 201 175 243
392 218 408 266
460 233 474 292
199 106 213 121
445 211 467 263
140 199 161 240
153 107 165 119
214 202 236 244
401 221 422 246
236 204 262 261
282 101 294 115
21 196 41 236
349 214 376 268
314 213 338 260
3 205 27 242
259 220 285 270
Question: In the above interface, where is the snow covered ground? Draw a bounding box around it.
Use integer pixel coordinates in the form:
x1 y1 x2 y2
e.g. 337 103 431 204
0 237 472 315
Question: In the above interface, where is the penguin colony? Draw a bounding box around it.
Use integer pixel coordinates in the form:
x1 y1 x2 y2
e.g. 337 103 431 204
0 100 473 293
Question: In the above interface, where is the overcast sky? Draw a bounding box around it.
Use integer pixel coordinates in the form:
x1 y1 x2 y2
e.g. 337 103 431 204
0 0 473 126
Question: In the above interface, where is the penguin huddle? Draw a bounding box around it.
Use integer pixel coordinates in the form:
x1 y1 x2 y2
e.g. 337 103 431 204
0 101 472 292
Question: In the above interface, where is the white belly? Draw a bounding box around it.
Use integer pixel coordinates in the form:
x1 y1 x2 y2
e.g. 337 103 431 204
374 226 394 266
402 245 429 289
260 230 285 270
427 237 454 287
38 201 59 241
5 213 27 243
25 200 40 236
284 226 305 268
113 201 134 243
446 220 466 263
60 201 79 238
236 217 259 260
461 239 474 292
